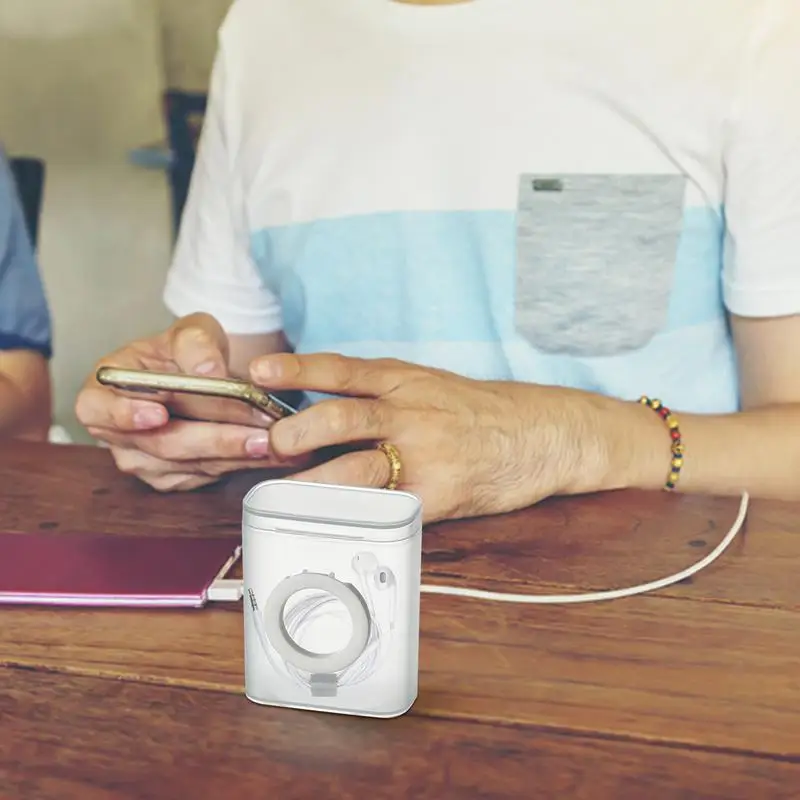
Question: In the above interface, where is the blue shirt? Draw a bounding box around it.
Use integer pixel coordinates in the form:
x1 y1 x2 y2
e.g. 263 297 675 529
0 152 52 359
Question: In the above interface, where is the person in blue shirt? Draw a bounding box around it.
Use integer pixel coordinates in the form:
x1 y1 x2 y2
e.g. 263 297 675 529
0 151 52 440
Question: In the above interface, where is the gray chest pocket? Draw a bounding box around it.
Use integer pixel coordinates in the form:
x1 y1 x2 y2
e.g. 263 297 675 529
515 173 686 357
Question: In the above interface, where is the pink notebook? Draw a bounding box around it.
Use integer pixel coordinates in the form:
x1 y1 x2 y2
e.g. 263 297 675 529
0 531 241 608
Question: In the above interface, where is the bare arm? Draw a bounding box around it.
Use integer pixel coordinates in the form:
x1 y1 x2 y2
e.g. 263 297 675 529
564 314 800 501
0 349 51 441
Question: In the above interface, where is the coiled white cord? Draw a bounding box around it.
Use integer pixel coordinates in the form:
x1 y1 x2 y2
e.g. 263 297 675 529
419 491 749 604
248 569 393 693
281 589 386 689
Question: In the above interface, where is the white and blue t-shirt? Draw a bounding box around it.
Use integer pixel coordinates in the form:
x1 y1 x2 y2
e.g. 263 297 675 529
164 0 800 414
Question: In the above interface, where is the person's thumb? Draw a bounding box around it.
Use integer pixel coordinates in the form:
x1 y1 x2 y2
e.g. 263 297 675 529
168 313 230 377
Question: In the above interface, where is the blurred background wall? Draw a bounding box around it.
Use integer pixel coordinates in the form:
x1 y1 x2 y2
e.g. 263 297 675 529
0 0 231 441
159 0 230 90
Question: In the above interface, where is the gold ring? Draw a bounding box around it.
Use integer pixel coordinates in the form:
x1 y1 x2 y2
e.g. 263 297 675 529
377 442 402 490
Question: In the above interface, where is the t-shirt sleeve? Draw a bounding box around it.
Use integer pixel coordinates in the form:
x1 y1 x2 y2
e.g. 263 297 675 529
722 0 800 318
0 153 52 359
162 41 283 335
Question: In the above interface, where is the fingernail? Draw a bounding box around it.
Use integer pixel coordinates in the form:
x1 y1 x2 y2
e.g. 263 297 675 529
253 356 286 383
194 360 222 376
252 409 276 426
252 358 277 382
245 431 270 457
133 407 165 428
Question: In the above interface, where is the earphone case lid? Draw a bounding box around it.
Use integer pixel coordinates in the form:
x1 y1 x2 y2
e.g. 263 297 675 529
242 480 422 543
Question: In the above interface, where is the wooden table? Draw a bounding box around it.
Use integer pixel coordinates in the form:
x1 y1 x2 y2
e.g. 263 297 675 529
1 442 799 799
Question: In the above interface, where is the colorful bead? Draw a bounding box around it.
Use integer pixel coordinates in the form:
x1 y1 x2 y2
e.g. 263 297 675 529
640 396 685 492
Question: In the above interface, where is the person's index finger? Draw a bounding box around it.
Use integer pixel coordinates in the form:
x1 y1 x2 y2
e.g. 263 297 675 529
249 352 403 397
75 386 169 432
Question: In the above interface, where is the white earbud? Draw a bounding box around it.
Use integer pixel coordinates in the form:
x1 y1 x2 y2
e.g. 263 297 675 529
375 567 398 630
352 552 398 629
374 567 396 591
352 551 380 576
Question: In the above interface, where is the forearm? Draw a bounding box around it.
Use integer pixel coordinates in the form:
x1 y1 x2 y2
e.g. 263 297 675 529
0 369 50 441
555 388 800 501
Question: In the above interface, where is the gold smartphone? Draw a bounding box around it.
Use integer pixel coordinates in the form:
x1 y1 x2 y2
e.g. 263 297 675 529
95 366 297 421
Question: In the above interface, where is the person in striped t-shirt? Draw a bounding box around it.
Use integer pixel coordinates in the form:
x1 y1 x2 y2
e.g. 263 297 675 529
77 0 800 523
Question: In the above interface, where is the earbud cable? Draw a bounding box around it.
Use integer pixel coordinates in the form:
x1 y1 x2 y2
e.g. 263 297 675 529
244 492 748 622
419 491 749 604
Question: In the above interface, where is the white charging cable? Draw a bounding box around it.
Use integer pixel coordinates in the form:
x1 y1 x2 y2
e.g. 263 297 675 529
246 486 749 685
419 491 749 604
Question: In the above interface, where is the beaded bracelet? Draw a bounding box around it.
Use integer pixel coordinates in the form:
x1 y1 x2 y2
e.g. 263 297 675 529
639 396 684 491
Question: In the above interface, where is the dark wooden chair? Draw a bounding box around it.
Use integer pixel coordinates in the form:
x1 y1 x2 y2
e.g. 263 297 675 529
9 156 46 250
163 90 208 238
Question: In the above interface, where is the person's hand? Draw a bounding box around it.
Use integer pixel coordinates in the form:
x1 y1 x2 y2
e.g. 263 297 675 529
248 353 597 523
75 313 303 491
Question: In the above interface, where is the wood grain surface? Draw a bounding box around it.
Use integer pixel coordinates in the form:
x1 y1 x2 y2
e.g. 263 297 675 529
1 442 799 798
2 668 799 800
